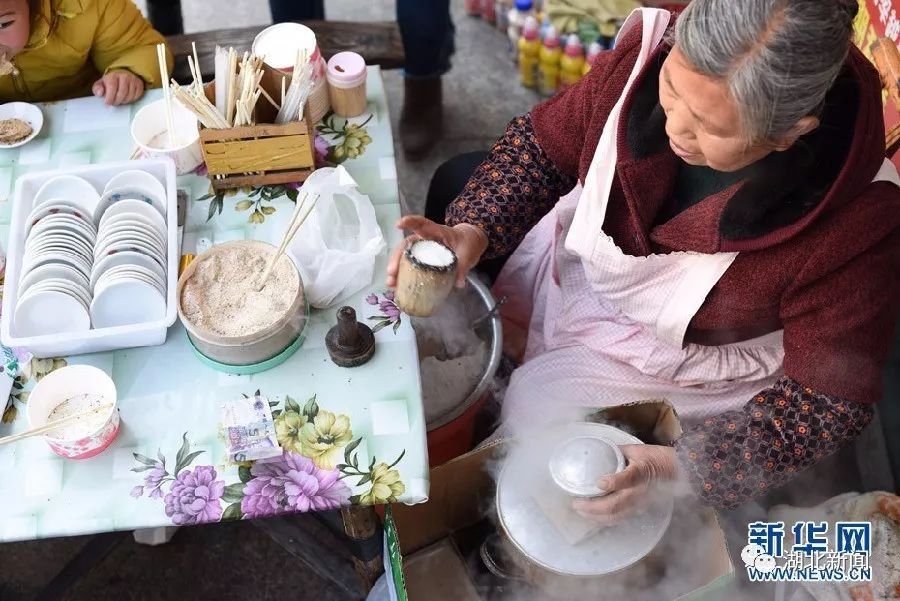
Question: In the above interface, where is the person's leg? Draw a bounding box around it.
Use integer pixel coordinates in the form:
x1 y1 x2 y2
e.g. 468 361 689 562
397 0 454 159
146 0 184 36
268 0 325 22
425 152 508 281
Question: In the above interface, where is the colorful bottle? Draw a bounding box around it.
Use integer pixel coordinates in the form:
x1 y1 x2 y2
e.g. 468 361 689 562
538 25 562 96
559 34 586 90
518 16 541 88
538 12 553 40
507 0 533 63
481 0 496 24
583 41 603 76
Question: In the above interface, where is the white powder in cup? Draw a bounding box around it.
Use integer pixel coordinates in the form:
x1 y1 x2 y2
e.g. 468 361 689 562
410 240 455 267
180 243 299 338
46 394 108 440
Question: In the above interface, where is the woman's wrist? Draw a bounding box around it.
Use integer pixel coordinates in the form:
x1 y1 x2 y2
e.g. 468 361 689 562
453 222 489 259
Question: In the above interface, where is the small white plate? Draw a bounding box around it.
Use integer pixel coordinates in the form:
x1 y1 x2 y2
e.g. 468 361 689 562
97 266 165 298
94 240 164 271
98 198 166 239
26 235 94 263
26 231 94 257
29 213 97 246
0 102 43 149
104 170 166 204
90 278 166 328
99 214 167 248
95 233 164 264
24 278 91 311
22 251 91 282
20 262 91 293
94 185 165 223
98 217 165 246
25 199 93 235
33 175 101 215
90 251 166 290
15 289 90 337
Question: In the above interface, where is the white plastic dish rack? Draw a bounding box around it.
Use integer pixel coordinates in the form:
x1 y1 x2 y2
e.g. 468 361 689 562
1 158 178 357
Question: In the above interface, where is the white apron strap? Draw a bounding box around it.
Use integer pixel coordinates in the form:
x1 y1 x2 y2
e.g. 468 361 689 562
565 7 671 259
873 157 900 187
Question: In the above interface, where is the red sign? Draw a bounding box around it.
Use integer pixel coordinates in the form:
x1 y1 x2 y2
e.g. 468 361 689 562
858 0 899 165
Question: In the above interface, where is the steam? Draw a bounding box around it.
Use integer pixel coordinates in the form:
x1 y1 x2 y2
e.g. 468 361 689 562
413 281 492 425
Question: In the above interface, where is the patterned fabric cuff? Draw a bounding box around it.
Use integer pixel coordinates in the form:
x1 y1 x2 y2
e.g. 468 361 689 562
674 377 874 510
444 113 577 259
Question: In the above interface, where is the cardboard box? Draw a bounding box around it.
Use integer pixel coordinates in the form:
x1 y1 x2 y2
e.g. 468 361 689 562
382 401 734 600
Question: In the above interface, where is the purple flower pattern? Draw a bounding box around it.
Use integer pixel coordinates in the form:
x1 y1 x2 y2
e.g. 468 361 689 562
241 452 351 518
366 291 403 334
164 466 225 525
132 396 408 525
314 134 330 166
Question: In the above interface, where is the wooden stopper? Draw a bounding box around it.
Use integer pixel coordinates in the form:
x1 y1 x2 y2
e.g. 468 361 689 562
393 240 458 318
325 306 375 367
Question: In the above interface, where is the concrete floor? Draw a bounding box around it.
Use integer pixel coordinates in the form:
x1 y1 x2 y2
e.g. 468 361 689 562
0 1 537 600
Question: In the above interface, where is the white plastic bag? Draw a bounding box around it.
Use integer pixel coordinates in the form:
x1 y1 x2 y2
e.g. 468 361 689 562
289 166 386 308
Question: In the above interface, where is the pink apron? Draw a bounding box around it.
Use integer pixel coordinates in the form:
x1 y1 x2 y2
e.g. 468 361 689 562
495 8 900 428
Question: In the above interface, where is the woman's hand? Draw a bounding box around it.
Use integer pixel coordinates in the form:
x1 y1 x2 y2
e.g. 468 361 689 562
92 70 145 106
386 215 489 289
572 444 678 525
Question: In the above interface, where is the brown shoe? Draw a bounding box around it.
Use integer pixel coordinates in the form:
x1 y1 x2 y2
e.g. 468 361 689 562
400 77 443 159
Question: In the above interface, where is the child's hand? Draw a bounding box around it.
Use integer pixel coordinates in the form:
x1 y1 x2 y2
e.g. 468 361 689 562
92 71 144 106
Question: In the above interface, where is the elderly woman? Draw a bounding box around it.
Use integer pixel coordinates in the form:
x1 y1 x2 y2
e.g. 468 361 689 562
388 0 900 519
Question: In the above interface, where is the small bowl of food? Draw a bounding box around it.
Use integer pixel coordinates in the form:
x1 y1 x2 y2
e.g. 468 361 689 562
0 102 42 148
131 98 202 175
25 365 120 459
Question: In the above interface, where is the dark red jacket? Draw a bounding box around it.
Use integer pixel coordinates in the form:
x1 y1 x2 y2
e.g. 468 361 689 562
528 25 900 405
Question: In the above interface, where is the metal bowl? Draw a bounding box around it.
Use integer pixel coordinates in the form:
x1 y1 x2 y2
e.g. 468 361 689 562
418 273 502 432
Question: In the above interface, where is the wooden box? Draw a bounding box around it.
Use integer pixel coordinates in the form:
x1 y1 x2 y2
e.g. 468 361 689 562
198 117 316 191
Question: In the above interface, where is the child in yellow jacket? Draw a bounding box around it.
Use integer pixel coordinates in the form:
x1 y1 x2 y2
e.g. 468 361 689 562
0 0 172 105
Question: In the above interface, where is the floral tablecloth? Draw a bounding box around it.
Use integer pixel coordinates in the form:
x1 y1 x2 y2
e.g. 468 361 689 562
0 67 430 542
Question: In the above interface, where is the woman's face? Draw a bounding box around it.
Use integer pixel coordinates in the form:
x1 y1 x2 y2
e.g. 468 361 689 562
0 0 30 58
659 46 813 172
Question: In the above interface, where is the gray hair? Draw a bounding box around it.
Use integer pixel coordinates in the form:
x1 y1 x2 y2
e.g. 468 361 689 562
674 0 858 143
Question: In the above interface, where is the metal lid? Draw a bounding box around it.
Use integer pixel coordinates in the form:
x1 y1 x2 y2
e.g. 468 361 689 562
549 435 625 497
496 422 673 577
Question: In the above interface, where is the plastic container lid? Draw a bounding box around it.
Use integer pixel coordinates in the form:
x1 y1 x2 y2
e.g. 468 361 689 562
587 40 604 59
327 51 367 88
252 23 319 70
564 33 584 56
543 25 560 48
522 16 540 39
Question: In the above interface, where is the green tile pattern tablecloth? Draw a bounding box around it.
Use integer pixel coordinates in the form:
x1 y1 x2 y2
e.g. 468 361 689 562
0 67 429 542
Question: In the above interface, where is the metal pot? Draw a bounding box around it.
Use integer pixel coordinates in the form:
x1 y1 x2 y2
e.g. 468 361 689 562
489 422 675 600
416 274 502 465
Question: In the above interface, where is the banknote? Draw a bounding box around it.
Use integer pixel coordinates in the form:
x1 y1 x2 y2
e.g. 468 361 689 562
221 395 282 462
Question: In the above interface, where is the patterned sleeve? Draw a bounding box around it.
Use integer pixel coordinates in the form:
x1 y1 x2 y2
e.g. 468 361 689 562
674 377 874 510
444 113 577 260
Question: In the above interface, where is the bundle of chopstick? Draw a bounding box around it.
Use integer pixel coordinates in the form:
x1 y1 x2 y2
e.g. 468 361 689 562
157 43 306 131
256 191 320 291
274 50 314 125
